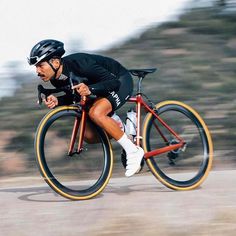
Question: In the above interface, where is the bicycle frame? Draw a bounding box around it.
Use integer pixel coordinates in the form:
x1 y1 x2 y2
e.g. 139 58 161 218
68 97 88 156
128 94 185 159
68 94 186 159
35 70 213 199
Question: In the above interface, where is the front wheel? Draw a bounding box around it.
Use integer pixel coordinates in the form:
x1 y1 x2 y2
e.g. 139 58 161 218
35 106 113 200
142 101 213 190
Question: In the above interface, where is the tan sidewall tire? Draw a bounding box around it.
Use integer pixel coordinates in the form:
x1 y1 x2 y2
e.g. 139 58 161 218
142 101 213 190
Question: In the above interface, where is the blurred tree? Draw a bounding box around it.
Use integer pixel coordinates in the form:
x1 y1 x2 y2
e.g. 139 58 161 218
218 0 226 7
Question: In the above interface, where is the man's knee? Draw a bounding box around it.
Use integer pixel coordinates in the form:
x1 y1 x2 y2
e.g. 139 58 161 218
88 107 101 122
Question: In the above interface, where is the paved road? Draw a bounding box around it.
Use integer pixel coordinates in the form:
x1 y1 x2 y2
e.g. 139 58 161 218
0 169 236 236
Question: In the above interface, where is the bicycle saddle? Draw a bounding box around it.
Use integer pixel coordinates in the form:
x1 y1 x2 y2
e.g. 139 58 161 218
129 68 157 78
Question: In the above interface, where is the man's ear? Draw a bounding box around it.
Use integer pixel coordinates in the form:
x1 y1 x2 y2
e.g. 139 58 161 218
50 58 61 68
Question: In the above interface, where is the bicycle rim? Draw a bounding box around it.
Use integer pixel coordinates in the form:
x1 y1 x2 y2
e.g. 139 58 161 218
35 106 113 200
142 101 213 190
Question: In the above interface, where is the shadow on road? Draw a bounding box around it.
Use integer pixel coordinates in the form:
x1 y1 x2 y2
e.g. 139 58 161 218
105 183 171 196
0 178 174 202
0 186 71 202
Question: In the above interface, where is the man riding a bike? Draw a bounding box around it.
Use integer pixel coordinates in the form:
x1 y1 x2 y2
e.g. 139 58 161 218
28 39 144 177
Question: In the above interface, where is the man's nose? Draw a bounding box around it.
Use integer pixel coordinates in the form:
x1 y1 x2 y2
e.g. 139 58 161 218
36 66 40 74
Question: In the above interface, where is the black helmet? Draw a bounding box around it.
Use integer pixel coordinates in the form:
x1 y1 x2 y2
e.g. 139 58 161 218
28 39 65 65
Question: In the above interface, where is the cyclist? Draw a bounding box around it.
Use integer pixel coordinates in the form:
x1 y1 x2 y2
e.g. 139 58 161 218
28 39 144 177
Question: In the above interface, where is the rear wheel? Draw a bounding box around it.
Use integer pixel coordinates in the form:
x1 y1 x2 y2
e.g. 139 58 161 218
142 101 213 190
35 106 113 200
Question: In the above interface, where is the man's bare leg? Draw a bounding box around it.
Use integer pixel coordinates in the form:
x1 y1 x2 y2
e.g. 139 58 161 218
88 98 123 140
83 121 101 143
88 98 144 177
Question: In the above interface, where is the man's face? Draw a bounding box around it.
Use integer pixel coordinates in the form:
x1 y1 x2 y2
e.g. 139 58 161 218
35 61 55 82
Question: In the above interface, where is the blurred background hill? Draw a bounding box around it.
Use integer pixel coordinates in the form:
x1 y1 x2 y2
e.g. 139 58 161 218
0 0 235 178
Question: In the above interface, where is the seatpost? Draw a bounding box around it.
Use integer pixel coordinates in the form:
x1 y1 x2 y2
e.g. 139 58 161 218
137 76 144 94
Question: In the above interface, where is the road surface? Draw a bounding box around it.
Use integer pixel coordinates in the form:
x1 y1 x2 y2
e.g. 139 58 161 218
0 169 236 236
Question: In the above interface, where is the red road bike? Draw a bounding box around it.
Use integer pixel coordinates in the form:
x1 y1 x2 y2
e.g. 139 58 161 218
35 68 213 200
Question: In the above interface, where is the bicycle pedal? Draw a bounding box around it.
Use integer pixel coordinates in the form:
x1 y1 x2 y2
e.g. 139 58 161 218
169 160 176 166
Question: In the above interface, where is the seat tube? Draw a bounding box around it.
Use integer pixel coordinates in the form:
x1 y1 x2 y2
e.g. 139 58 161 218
136 94 142 146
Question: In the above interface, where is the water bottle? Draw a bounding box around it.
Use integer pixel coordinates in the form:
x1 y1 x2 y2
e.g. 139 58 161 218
111 113 125 131
125 109 137 137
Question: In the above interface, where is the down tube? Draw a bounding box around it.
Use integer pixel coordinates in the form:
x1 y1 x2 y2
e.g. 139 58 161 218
77 110 87 152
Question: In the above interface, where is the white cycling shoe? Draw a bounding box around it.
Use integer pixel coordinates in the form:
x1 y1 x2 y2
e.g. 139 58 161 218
125 146 144 177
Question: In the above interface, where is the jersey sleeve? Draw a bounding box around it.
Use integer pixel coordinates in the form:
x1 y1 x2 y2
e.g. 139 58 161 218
57 93 74 105
50 77 75 105
79 58 121 95
88 79 121 96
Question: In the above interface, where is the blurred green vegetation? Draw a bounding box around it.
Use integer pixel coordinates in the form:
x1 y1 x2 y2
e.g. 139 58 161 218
0 1 235 178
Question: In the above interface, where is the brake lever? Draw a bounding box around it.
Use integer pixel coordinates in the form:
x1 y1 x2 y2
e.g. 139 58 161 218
37 85 46 105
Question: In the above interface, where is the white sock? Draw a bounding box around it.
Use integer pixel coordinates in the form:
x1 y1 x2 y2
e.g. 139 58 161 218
117 133 137 154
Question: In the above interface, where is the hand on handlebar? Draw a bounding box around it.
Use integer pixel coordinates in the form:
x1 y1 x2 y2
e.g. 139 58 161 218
72 83 91 96
43 95 58 109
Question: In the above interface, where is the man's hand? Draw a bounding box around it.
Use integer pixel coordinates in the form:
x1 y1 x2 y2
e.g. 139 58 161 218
43 95 58 109
72 83 91 96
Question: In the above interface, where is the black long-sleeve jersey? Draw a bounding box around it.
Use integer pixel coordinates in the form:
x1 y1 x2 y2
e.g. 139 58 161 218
50 53 129 105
